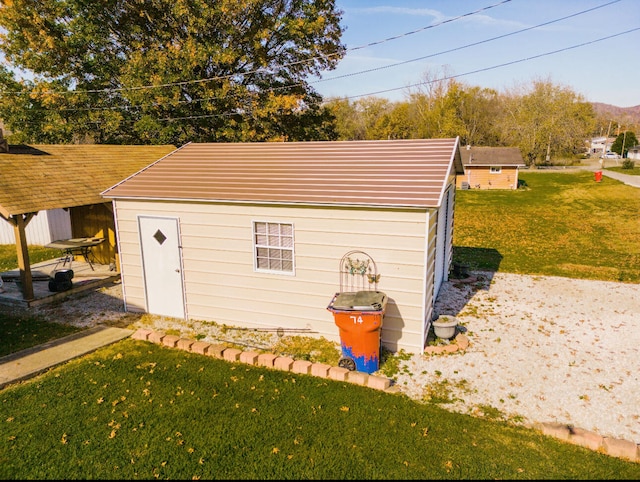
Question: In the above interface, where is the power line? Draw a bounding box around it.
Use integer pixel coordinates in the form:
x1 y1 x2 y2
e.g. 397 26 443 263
2 1 632 126
346 0 513 51
120 25 640 122
9 26 639 127
312 0 622 85
0 0 515 96
5 0 623 115
338 27 640 102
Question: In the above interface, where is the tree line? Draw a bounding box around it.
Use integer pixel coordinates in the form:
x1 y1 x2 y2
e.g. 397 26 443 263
0 1 636 165
324 67 639 164
324 73 608 165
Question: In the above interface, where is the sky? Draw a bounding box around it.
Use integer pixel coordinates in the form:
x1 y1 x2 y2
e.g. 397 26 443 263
310 0 640 107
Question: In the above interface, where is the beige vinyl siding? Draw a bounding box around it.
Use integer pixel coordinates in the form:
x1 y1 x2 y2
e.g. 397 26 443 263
458 166 520 189
114 199 432 353
446 186 456 275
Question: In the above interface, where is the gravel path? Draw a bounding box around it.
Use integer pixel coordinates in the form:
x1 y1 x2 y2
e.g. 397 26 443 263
30 272 640 445
393 271 640 444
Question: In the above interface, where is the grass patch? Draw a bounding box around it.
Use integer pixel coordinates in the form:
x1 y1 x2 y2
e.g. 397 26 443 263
0 245 60 272
270 336 341 365
607 165 640 175
453 171 640 282
1 340 638 479
0 310 83 358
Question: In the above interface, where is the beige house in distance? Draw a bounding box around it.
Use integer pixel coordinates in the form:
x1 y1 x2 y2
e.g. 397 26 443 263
457 145 526 190
102 138 463 355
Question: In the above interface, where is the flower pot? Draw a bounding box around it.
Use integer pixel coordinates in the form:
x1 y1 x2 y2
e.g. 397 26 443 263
432 316 458 339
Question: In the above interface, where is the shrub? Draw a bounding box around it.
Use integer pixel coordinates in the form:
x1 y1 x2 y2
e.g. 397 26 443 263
621 159 635 169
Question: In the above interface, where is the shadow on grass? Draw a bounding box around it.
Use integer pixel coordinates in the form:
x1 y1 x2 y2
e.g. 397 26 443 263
434 246 503 320
452 246 503 272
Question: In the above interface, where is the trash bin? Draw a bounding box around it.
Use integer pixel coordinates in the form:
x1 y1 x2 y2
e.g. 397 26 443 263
327 290 387 374
594 170 603 182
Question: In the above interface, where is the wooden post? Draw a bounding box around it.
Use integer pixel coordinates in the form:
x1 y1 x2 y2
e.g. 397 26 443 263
11 213 35 300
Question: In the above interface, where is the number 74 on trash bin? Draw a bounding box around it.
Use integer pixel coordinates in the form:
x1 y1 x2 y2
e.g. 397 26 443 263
350 315 364 324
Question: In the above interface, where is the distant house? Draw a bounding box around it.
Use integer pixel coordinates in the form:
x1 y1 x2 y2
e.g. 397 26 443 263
102 138 464 355
456 146 526 190
587 136 616 156
627 145 640 161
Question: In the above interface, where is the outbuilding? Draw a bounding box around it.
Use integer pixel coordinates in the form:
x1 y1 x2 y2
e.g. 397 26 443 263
102 138 463 354
457 145 525 190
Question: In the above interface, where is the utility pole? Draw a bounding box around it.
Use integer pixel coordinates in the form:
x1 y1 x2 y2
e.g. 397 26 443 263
605 120 612 154
601 120 612 168
545 132 551 162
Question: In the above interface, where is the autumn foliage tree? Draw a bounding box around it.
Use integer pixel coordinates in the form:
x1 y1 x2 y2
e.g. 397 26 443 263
496 79 595 165
325 70 597 165
0 0 345 145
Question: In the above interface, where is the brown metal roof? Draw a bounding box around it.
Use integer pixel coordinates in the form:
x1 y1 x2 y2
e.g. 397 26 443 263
0 144 176 218
102 138 463 209
460 146 525 167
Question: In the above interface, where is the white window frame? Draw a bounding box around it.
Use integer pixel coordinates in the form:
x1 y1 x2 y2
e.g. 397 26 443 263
252 221 295 275
490 166 502 174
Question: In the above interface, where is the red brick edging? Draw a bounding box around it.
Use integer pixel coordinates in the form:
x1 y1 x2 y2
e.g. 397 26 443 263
133 328 398 393
131 328 639 464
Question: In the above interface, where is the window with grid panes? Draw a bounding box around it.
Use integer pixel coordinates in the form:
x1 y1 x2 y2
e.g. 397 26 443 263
253 222 294 273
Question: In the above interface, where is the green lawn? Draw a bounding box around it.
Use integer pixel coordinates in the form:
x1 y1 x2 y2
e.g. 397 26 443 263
0 245 60 272
1 340 638 479
452 170 640 283
0 245 84 357
607 165 640 176
0 309 83 358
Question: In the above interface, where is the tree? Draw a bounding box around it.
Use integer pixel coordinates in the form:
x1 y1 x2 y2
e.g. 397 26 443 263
405 67 501 143
371 102 414 140
406 66 458 139
455 85 501 147
611 131 638 157
495 78 595 165
0 0 345 144
324 96 398 140
324 97 365 140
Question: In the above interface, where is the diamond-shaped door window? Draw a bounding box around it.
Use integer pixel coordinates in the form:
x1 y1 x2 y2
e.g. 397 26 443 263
153 229 167 245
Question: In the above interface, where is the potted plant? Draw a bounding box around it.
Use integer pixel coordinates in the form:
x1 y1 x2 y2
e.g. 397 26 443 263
432 315 458 339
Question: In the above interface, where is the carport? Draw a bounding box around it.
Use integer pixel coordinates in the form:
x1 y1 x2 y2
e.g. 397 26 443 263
0 144 175 301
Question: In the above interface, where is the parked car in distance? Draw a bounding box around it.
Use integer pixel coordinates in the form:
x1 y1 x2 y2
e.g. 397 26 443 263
602 151 620 159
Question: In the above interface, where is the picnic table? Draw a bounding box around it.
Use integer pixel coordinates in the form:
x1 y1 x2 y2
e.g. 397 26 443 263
45 237 105 271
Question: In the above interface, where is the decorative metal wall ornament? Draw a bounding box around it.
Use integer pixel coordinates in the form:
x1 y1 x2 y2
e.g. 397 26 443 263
339 250 380 292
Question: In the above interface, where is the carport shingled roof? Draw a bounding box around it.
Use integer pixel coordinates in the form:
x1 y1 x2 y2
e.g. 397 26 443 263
0 144 176 218
102 138 463 209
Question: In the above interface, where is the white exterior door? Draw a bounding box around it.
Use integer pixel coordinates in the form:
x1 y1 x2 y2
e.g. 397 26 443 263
138 216 185 319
